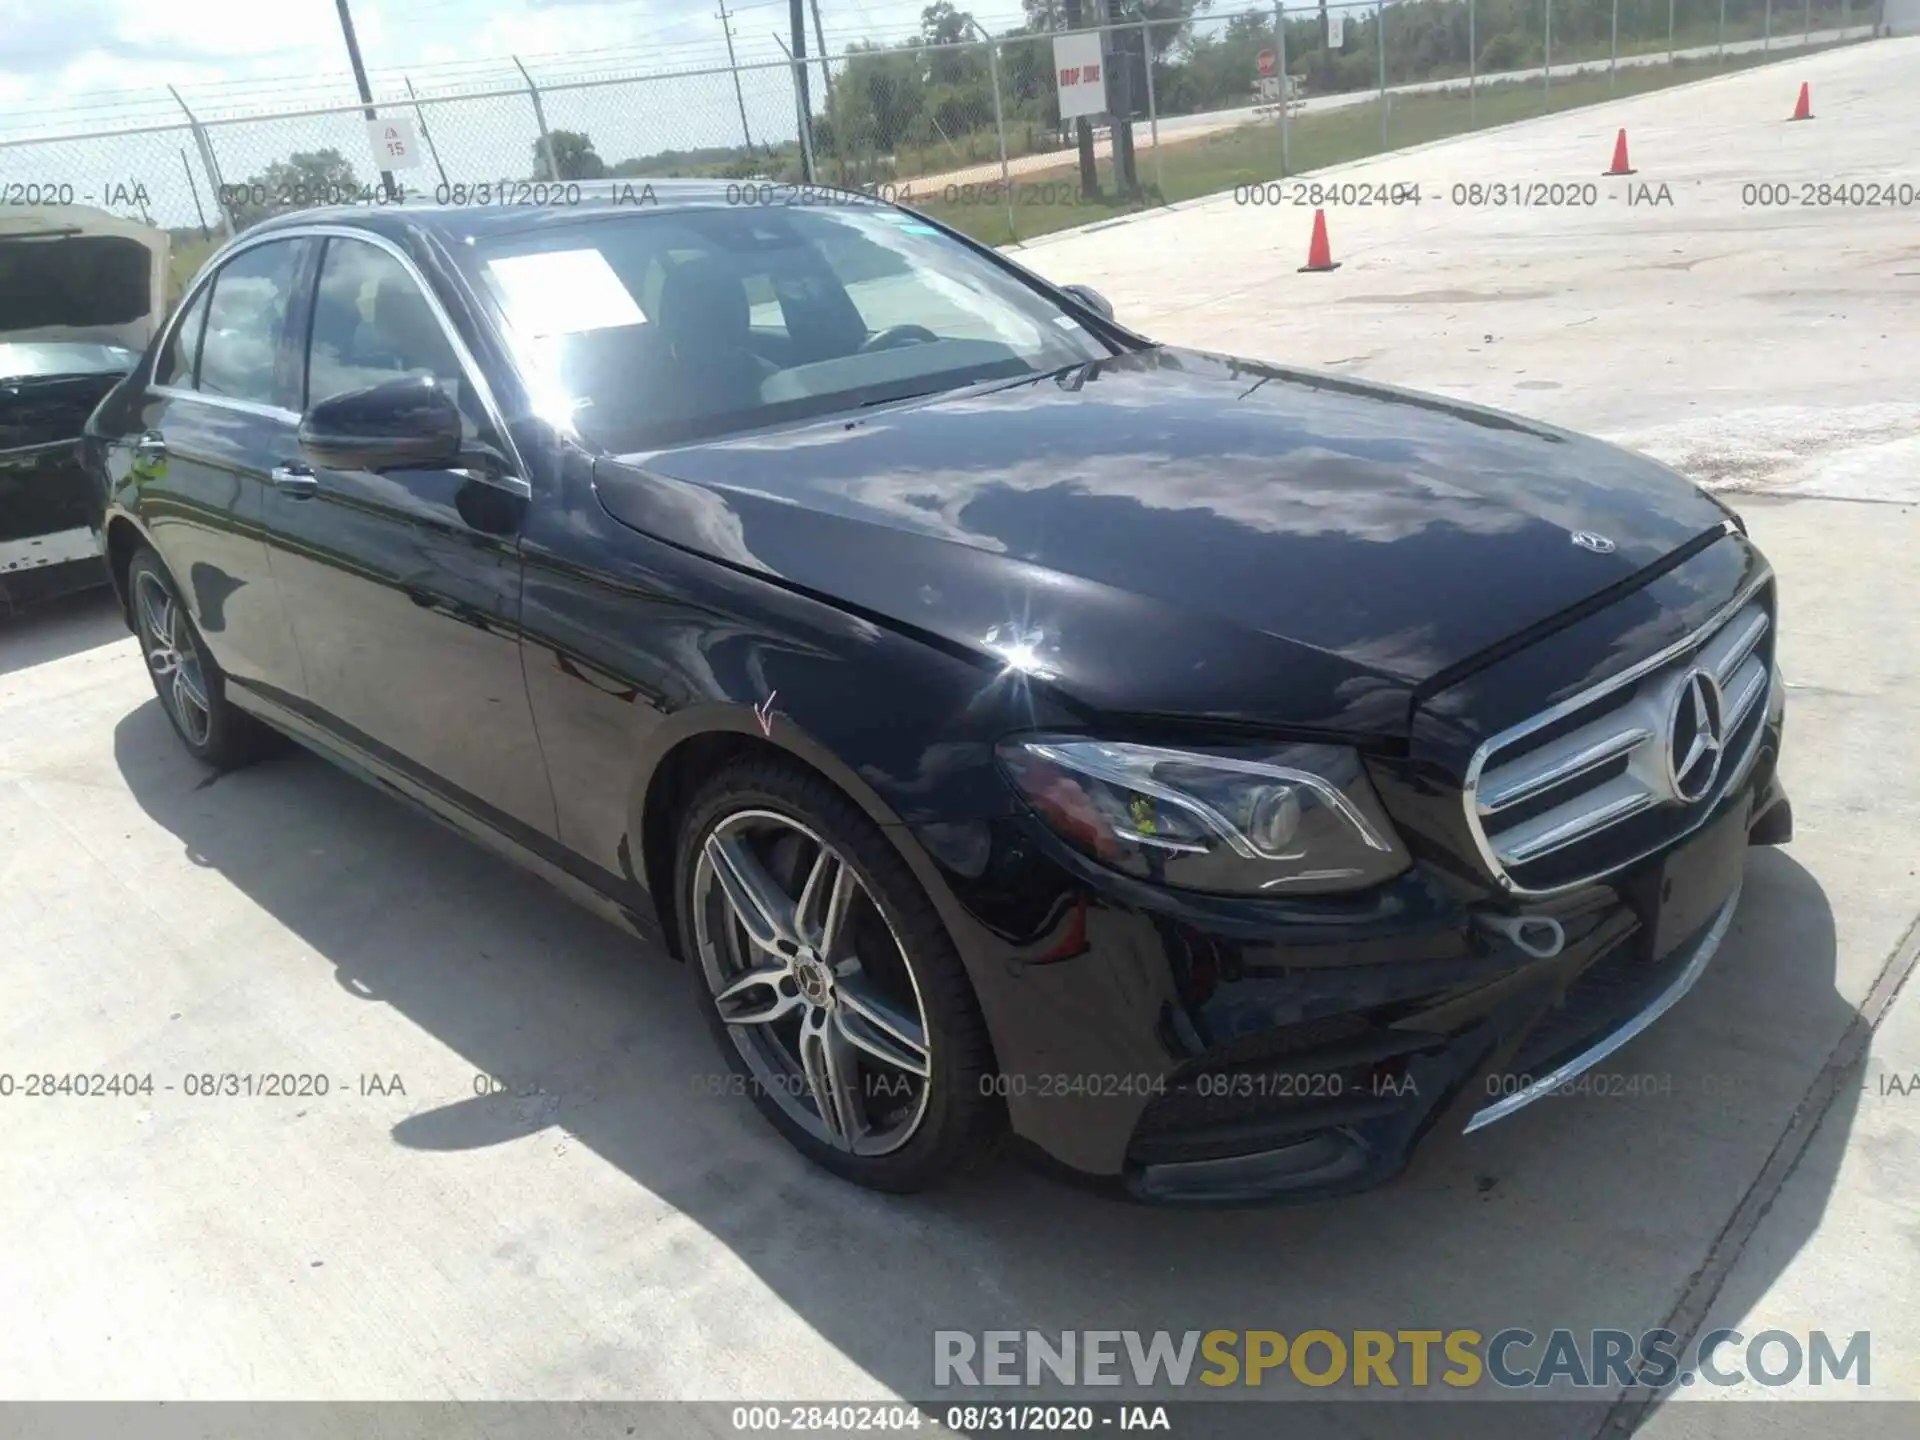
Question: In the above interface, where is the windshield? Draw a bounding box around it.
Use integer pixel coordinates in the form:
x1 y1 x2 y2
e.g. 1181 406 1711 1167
0 341 138 385
471 203 1116 451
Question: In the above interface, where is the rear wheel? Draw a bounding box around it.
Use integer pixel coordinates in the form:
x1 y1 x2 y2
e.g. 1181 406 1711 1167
128 548 272 770
676 756 1001 1191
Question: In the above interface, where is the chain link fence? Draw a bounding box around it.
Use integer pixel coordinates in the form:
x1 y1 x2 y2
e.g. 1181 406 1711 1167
0 2 1885 288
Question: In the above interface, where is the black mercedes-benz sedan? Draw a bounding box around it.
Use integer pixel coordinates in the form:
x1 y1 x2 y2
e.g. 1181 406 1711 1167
83 186 1789 1205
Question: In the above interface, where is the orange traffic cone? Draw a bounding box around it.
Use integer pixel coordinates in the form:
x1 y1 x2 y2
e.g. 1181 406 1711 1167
1298 209 1340 273
1604 129 1636 177
1789 82 1813 121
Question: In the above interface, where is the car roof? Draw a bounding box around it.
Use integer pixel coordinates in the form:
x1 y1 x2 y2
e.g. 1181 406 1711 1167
244 179 891 248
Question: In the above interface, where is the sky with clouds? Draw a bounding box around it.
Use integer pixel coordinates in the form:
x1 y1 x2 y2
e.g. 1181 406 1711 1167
0 0 1039 131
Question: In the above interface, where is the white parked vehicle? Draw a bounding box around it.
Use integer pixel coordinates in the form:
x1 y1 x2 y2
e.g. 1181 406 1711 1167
1 205 169 609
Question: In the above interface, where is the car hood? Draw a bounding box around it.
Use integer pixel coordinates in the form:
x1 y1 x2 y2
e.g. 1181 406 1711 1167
592 348 1732 735
0 206 171 353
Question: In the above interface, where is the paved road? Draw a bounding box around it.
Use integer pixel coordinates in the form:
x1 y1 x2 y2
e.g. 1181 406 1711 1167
903 24 1874 196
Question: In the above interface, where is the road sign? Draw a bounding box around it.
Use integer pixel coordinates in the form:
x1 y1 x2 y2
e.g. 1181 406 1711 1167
365 117 423 171
1053 32 1107 121
1257 48 1276 77
1327 12 1346 48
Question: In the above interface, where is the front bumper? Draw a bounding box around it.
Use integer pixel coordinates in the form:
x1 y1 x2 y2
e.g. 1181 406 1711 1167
923 713 1788 1208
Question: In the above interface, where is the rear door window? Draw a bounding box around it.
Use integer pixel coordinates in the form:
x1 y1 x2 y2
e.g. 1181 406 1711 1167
198 240 304 410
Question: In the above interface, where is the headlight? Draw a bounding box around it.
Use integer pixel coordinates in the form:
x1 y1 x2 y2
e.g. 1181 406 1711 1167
996 736 1410 896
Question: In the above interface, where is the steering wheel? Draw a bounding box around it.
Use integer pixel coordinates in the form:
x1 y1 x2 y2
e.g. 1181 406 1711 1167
858 324 940 354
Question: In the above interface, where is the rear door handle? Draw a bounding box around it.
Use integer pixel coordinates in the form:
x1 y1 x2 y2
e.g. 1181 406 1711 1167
269 465 319 498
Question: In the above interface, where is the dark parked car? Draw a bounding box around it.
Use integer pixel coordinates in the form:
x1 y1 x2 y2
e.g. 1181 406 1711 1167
85 189 1788 1204
2 206 168 612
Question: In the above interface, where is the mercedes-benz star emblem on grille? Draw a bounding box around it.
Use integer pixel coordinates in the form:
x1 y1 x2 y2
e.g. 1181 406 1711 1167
1570 531 1616 554
1666 669 1727 804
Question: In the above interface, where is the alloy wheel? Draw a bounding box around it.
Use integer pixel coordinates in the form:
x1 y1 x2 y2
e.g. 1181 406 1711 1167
135 570 212 749
692 809 933 1155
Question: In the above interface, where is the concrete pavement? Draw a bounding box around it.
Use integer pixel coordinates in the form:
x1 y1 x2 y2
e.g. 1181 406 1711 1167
2 35 1917 1437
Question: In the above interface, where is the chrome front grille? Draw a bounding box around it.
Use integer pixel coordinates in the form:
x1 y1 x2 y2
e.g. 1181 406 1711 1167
1464 574 1775 895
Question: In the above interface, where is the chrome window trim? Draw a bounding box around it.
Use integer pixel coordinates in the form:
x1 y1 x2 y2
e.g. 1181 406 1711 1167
149 384 298 425
149 223 532 501
1458 547 1774 898
1463 881 1741 1133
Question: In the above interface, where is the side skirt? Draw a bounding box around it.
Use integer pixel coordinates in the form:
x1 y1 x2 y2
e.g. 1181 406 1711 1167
226 682 669 952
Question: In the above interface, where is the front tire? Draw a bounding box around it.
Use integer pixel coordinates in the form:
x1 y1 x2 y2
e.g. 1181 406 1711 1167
128 548 272 771
675 754 1002 1193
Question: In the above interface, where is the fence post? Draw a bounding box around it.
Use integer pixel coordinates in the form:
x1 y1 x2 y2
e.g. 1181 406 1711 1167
1273 4 1289 176
1669 0 1677 63
770 33 817 184
168 85 234 235
1469 0 1477 124
1803 0 1811 41
176 148 212 243
405 78 451 193
810 0 835 108
1610 0 1619 91
1377 4 1389 148
971 22 1017 239
1718 0 1727 58
1765 0 1772 49
1145 19 1168 192
1544 0 1552 96
514 57 557 180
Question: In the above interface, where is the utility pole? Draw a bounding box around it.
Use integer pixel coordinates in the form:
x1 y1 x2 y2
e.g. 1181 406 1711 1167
1095 0 1137 194
717 0 756 153
333 0 396 197
788 0 815 183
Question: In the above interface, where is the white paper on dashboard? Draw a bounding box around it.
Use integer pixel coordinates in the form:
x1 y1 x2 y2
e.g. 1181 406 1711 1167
483 249 646 336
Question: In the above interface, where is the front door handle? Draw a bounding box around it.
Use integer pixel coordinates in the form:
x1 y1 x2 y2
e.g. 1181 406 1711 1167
269 465 319 498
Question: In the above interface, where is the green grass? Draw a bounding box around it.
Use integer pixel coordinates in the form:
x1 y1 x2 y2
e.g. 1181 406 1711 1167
907 41 1856 247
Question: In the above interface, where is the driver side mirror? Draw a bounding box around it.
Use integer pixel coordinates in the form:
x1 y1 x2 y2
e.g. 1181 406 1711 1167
299 375 463 473
1061 285 1114 322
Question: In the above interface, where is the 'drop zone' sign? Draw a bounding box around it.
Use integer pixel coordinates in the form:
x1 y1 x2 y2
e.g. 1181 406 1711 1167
1053 32 1107 121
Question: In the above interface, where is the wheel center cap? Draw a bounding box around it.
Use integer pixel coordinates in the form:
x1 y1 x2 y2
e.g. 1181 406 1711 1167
792 953 834 1007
